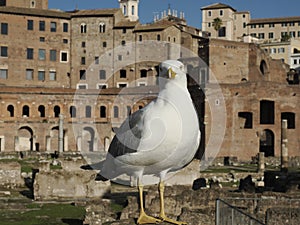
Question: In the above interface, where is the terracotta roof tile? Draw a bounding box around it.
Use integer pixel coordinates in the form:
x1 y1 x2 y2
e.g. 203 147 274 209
249 16 300 24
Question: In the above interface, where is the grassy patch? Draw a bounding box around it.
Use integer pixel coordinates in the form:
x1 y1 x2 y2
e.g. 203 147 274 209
0 203 85 225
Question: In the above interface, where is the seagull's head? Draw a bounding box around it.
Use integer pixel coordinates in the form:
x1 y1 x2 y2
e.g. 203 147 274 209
159 60 186 80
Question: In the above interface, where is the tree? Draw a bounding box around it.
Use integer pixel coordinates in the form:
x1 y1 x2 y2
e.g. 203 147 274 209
212 17 223 36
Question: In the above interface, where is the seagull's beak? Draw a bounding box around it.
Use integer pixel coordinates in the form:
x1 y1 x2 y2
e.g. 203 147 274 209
168 68 176 79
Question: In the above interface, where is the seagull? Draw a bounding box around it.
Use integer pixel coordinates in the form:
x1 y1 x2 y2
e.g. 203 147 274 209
100 60 200 225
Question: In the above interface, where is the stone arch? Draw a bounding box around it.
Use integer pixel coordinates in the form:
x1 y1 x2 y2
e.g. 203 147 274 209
259 129 274 157
22 105 30 117
7 104 14 117
38 105 45 117
50 126 59 152
260 60 268 76
18 126 34 151
82 127 95 152
54 105 60 118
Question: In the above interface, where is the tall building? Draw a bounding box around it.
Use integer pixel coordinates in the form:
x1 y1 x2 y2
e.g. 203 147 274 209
119 0 139 22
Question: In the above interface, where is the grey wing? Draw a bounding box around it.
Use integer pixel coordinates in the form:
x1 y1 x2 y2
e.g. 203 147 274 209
108 109 144 158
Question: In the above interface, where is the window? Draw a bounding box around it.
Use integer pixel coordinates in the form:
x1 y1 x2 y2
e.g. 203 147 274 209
243 23 246 28
50 50 56 61
290 22 295 26
38 49 46 60
38 70 45 81
121 40 126 46
99 23 106 33
290 31 296 38
208 11 211 17
139 35 142 41
70 106 76 118
270 48 276 54
77 84 87 89
282 23 288 27
132 5 135 15
30 0 35 8
157 34 161 41
26 69 34 80
113 106 119 118
22 105 30 117
49 71 56 81
95 56 99 64
81 41 86 48
27 48 33 59
63 23 68 32
123 5 127 15
80 70 86 80
118 55 123 61
259 24 264 28
100 106 106 118
238 112 253 129
81 57 86 65
1 23 8 35
140 69 147 78
7 105 14 117
0 69 7 79
0 0 6 6
117 83 127 88
86 106 92 118
63 39 68 44
278 48 285 53
103 42 107 48
39 37 45 42
0 46 7 57
294 59 297 65
50 22 56 32
99 70 106 79
81 23 87 33
54 106 60 118
60 51 68 62
269 23 275 28
218 27 226 37
250 24 256 29
39 21 45 31
27 20 34 30
120 69 126 78
138 82 146 86
260 100 274 124
38 105 45 117
122 28 126 34
268 32 274 39
98 84 107 89
208 22 211 28
281 112 295 129
258 33 265 39
220 10 223 16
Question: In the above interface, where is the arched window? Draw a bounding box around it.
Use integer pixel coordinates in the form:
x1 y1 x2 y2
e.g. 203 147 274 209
70 106 76 118
81 23 87 33
123 5 127 15
22 105 30 117
132 5 135 15
7 105 14 117
86 106 92 118
113 106 119 118
99 23 106 33
54 105 60 118
100 106 106 118
38 105 45 117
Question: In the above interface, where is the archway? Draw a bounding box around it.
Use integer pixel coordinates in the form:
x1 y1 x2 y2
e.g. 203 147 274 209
82 127 95 152
259 129 274 157
18 126 34 151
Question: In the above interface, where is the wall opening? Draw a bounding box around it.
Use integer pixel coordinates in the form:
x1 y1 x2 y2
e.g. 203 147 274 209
38 105 45 117
281 112 295 129
18 126 34 151
260 100 274 124
100 106 106 118
70 106 76 118
259 129 274 157
82 127 95 152
260 60 268 76
86 106 92 118
238 112 253 129
54 105 60 118
22 105 30 117
7 105 14 117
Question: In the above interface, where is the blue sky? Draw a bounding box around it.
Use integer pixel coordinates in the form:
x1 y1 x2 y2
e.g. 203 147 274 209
48 0 300 29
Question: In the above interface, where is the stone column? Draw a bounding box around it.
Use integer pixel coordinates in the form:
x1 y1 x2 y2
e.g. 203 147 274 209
281 119 288 170
59 114 64 153
257 152 265 172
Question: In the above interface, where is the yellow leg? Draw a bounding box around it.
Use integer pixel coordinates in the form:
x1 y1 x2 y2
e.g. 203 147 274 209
137 184 162 224
159 181 187 225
